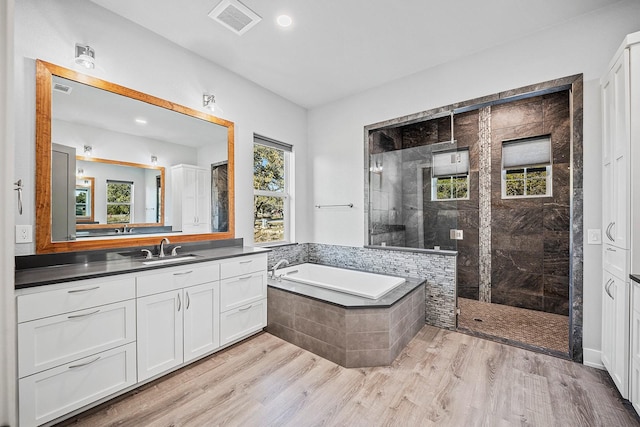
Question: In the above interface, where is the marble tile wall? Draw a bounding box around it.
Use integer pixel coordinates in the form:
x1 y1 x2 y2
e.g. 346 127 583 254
490 91 571 315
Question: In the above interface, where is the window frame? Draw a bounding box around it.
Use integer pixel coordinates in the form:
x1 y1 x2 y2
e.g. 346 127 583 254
431 174 470 201
501 135 553 199
501 165 553 199
106 179 134 224
253 136 293 245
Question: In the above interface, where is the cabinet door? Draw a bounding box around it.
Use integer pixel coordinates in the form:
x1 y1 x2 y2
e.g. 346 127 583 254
183 282 220 363
602 272 615 374
602 271 630 398
220 299 267 346
607 50 630 249
137 291 183 381
19 342 136 427
631 282 640 414
18 300 135 378
195 167 210 226
183 167 198 225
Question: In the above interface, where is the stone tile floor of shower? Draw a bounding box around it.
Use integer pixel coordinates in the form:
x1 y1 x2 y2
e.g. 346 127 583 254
457 297 569 355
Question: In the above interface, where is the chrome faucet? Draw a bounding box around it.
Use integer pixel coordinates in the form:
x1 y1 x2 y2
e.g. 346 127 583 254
159 237 170 258
271 259 289 279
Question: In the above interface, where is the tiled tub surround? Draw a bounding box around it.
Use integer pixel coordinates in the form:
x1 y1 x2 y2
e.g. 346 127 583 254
267 279 425 368
267 243 456 330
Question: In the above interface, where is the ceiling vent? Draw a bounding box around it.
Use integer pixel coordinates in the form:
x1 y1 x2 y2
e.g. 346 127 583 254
53 82 72 94
208 0 261 36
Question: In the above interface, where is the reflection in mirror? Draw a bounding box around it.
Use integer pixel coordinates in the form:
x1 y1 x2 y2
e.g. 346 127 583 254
75 176 95 223
36 60 235 253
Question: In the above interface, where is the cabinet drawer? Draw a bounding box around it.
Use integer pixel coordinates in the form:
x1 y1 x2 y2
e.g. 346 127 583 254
220 299 267 346
604 244 628 279
220 255 267 279
220 272 266 312
137 263 219 297
18 300 136 378
634 281 640 311
17 276 135 323
19 342 136 427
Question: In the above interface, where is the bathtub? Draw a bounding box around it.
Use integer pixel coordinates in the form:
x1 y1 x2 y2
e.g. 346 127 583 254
276 263 405 299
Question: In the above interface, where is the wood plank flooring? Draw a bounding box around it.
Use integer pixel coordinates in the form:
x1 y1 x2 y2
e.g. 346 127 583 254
58 326 639 427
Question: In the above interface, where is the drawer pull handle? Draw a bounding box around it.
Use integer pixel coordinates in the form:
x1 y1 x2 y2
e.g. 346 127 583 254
240 260 253 264
68 309 100 319
238 275 252 281
68 356 101 369
68 286 100 294
606 247 617 252
239 305 253 312
173 271 193 276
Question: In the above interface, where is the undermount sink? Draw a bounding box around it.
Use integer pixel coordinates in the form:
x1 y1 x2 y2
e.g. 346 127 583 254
141 255 198 265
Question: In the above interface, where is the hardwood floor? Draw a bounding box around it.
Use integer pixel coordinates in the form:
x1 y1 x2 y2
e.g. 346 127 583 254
58 326 639 426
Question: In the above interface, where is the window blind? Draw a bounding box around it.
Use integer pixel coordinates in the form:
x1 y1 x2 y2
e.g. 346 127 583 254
502 136 551 168
432 149 469 177
254 134 292 152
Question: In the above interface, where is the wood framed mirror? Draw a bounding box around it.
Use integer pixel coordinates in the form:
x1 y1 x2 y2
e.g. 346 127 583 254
36 60 235 253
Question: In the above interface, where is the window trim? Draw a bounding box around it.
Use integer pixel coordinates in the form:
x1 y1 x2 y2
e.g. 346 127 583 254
501 165 553 199
253 137 293 245
106 180 134 224
431 174 470 201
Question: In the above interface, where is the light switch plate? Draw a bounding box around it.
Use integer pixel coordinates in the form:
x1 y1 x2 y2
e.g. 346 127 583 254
587 229 601 245
15 225 33 243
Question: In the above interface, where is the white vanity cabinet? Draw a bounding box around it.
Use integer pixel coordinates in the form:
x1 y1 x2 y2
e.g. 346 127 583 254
16 276 137 427
16 251 268 426
171 164 211 233
136 262 220 381
219 254 268 345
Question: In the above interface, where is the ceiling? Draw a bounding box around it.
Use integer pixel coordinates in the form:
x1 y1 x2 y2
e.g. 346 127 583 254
90 0 621 109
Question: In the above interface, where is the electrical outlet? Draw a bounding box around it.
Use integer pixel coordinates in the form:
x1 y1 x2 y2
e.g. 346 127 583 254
587 229 602 245
15 225 32 243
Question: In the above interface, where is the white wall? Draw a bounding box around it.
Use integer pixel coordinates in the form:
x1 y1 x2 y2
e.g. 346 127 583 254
1 0 17 424
307 1 640 362
13 0 310 255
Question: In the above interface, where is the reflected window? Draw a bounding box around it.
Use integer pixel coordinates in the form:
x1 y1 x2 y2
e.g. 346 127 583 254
501 136 552 198
253 135 293 244
432 149 470 201
106 180 133 224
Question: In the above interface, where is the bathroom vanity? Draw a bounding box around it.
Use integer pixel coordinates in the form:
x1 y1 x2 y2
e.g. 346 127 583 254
15 245 268 427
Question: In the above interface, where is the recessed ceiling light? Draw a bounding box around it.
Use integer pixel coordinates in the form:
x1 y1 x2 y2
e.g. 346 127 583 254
277 15 292 27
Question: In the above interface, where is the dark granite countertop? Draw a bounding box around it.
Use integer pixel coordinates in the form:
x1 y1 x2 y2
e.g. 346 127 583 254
631 274 640 284
267 274 425 309
15 240 270 289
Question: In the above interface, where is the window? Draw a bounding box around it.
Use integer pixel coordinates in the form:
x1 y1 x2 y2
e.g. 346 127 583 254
432 149 470 201
253 135 293 244
106 180 133 224
502 136 552 198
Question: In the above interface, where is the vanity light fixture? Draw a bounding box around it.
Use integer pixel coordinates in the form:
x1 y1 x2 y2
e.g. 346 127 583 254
74 43 95 69
151 155 158 165
77 168 84 177
203 94 224 115
83 145 92 156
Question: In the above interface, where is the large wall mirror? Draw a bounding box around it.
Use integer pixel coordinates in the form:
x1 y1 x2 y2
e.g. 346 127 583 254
36 60 235 253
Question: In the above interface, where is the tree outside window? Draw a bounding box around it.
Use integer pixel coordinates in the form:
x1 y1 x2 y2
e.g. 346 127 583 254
106 180 133 224
254 143 290 243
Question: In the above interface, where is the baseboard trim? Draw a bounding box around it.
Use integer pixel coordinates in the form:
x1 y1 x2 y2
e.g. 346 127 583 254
583 347 604 370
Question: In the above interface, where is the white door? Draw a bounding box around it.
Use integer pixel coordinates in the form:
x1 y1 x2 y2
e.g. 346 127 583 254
137 290 183 381
183 281 220 363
